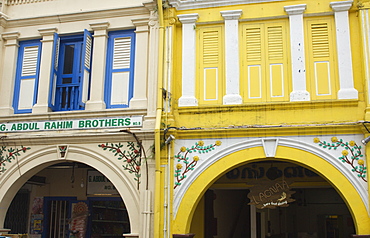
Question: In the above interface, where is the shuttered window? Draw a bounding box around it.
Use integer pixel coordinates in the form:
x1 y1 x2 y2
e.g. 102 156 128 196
305 18 337 100
13 40 42 113
197 26 224 105
49 30 93 111
241 21 290 103
105 30 136 108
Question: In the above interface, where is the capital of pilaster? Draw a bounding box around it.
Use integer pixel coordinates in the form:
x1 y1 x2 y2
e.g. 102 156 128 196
90 22 110 31
38 27 58 36
330 1 353 11
132 18 149 27
178 13 199 24
2 31 19 41
284 4 307 15
2 31 19 46
220 10 242 20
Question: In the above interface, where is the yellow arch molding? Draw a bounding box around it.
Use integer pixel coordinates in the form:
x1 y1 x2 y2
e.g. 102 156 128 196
173 146 370 234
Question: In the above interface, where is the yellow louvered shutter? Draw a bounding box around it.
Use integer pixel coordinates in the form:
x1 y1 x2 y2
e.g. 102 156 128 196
197 26 223 105
241 21 289 103
305 18 337 100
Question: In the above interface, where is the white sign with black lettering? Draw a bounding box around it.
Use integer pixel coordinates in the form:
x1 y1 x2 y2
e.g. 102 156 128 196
87 171 118 195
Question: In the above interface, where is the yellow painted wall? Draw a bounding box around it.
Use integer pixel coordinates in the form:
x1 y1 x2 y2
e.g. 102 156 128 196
163 0 370 236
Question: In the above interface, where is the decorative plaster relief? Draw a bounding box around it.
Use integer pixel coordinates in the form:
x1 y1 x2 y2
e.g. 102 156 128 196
0 145 31 175
98 142 143 189
174 140 222 188
6 0 52 5
314 137 366 182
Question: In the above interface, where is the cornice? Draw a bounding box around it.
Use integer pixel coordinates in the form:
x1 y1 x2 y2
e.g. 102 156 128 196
169 0 285 10
4 6 150 28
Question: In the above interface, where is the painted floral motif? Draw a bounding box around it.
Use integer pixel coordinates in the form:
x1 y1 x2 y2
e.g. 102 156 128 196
0 145 31 175
314 137 367 182
174 140 222 189
99 142 142 187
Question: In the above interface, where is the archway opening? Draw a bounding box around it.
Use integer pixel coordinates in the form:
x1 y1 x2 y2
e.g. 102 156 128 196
4 161 131 238
189 160 355 238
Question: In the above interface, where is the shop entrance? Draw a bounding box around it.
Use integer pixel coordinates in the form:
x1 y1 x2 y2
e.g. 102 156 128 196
4 162 130 238
195 161 355 238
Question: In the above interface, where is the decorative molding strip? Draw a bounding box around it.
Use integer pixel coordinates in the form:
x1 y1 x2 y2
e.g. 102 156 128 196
6 0 52 5
169 0 284 10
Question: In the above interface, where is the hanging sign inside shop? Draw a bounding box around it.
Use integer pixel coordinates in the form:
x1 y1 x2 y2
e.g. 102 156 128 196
247 180 295 209
0 116 143 132
87 170 119 195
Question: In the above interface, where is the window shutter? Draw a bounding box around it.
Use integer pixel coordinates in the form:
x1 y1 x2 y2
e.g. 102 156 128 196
242 22 289 103
113 37 131 69
49 33 60 110
244 25 263 101
198 26 223 105
79 29 93 107
13 41 42 113
266 24 287 101
306 19 337 100
105 30 135 108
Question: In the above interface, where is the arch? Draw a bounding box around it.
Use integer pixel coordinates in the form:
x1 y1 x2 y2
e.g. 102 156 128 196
0 145 140 233
173 141 370 235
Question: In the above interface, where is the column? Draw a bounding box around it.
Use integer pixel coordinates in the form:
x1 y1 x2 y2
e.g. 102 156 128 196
221 10 243 105
284 4 310 102
178 13 199 107
0 32 19 115
330 0 358 99
130 18 150 109
32 27 57 113
85 22 110 110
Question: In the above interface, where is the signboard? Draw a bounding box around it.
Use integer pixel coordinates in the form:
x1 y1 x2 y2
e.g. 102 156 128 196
0 116 142 133
87 170 118 195
247 180 295 209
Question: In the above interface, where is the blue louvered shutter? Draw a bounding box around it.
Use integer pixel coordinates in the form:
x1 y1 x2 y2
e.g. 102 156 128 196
13 40 42 113
79 29 93 108
105 30 135 108
49 33 60 111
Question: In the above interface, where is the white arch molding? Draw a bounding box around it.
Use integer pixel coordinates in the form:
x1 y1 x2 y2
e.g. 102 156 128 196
173 137 368 218
0 145 140 234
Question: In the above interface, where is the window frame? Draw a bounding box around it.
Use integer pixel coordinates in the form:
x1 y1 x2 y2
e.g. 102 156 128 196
105 29 136 109
13 39 42 114
49 30 93 111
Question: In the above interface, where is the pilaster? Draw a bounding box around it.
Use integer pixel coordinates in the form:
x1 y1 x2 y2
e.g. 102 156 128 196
130 18 150 109
284 4 310 102
178 13 199 107
330 0 358 99
85 22 110 111
221 10 243 105
0 32 20 115
32 27 57 114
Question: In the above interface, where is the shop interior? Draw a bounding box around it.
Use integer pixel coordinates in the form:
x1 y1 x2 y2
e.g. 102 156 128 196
191 161 355 238
4 162 130 238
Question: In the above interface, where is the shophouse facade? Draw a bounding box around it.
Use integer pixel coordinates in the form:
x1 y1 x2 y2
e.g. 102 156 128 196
0 0 158 237
156 0 370 237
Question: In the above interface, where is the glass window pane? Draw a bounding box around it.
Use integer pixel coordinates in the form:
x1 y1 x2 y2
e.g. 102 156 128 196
63 45 75 74
62 77 72 84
